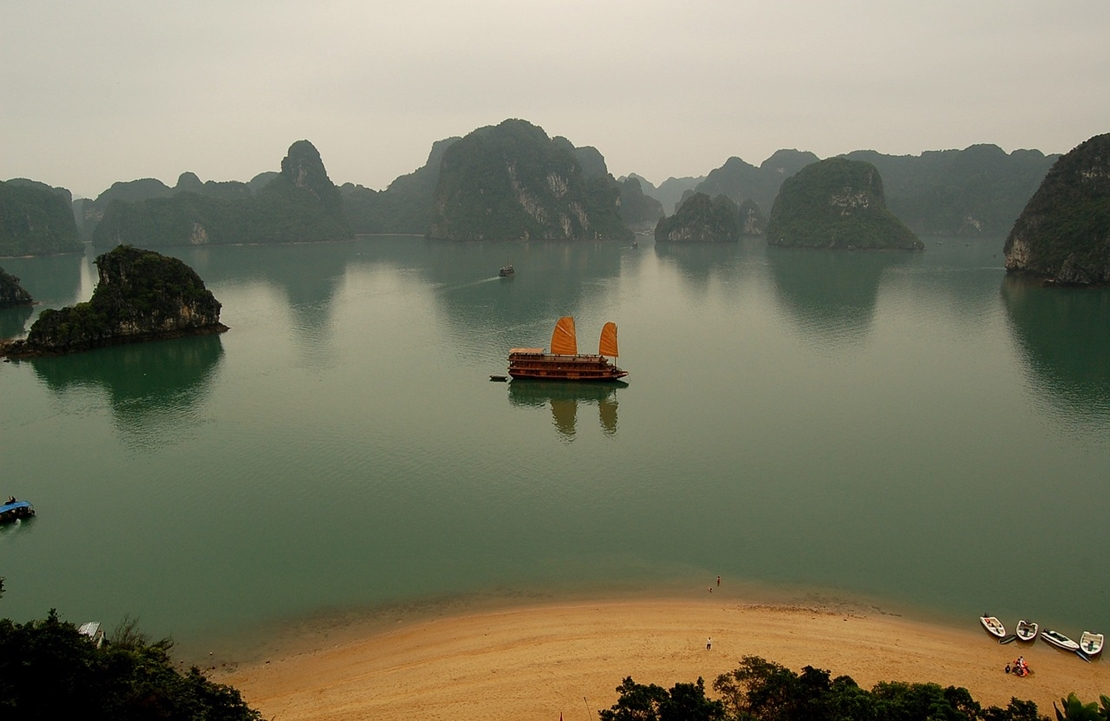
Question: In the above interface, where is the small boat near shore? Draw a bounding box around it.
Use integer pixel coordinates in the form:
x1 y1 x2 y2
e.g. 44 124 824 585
0 498 35 524
1041 628 1080 652
1080 631 1104 656
980 615 1006 639
508 317 628 381
1015 620 1038 642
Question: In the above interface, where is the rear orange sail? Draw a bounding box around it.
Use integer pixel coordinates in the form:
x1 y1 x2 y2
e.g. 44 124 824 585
598 322 619 357
550 316 578 355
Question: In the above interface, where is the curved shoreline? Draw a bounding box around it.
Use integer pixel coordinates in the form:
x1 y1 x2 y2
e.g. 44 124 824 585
217 595 1108 721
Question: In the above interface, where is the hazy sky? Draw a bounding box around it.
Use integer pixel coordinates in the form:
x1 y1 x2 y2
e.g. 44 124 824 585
3 0 1108 198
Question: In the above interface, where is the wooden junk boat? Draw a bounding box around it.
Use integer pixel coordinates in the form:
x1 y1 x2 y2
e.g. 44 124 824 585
508 317 627 381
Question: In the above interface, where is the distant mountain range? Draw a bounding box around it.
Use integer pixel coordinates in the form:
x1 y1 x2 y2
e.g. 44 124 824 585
0 121 1071 257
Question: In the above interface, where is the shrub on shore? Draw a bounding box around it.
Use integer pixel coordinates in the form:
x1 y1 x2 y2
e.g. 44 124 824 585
0 610 261 721
602 655 1058 721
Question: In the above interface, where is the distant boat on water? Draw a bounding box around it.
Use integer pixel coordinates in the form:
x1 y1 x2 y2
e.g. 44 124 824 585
499 265 514 277
0 498 34 524
508 316 628 381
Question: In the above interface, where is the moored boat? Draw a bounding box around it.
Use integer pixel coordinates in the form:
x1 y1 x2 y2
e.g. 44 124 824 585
1041 628 1080 652
1080 631 1104 656
1015 619 1038 642
508 317 628 381
980 614 1006 639
0 498 34 524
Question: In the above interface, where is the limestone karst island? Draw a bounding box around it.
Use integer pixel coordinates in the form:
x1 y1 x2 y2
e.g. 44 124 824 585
0 245 225 358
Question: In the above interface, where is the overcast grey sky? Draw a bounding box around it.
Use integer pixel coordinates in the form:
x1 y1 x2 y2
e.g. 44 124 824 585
3 0 1108 198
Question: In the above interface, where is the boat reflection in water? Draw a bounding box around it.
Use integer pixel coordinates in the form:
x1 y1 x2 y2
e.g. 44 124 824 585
507 380 627 440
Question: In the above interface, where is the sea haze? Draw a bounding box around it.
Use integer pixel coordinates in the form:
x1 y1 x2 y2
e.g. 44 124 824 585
1 236 1107 653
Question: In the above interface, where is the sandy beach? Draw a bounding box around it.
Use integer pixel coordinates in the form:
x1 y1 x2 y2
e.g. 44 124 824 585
217 594 1108 721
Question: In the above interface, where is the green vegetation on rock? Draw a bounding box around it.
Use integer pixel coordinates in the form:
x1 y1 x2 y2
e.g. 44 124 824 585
846 144 1057 236
342 137 460 234
91 141 351 249
1004 133 1110 285
427 119 632 241
654 193 739 242
0 266 33 307
1 245 225 357
0 180 82 256
766 158 923 250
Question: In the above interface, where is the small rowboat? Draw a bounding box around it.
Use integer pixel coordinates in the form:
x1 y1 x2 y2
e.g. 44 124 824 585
1079 631 1104 656
1041 628 1080 652
981 615 1006 639
1015 620 1038 642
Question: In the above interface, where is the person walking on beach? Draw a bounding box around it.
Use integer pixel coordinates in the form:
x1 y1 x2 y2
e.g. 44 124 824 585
717 575 720 587
706 637 712 650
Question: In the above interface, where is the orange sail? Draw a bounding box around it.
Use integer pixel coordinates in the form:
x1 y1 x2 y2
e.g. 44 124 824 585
550 316 578 355
598 322 619 358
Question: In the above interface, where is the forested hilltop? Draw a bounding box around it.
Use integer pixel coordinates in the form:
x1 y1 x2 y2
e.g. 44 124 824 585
766 158 922 250
1004 133 1110 285
640 145 1058 238
0 179 81 257
91 140 350 249
426 119 632 241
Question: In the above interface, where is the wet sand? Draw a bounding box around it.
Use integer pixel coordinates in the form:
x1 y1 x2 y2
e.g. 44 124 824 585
218 597 1108 721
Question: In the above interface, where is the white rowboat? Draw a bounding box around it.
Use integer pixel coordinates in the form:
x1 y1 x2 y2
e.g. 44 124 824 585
980 615 1006 639
1015 620 1038 642
1079 631 1104 656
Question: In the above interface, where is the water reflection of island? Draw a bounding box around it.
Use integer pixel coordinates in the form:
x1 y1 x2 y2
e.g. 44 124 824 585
1001 276 1110 423
766 247 912 344
29 334 224 446
508 380 627 440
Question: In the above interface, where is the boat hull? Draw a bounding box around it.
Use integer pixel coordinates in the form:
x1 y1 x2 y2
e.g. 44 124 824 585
1041 629 1079 651
980 616 1006 639
1080 631 1104 656
508 352 628 381
1015 620 1038 642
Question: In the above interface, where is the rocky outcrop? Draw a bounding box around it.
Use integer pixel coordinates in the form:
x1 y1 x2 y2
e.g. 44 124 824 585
1003 133 1110 285
1 179 82 256
427 119 632 241
91 141 351 249
1 246 226 358
766 158 922 250
654 193 739 242
0 266 33 307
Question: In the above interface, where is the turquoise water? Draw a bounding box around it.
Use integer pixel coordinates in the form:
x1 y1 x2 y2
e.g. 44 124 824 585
1 237 1108 654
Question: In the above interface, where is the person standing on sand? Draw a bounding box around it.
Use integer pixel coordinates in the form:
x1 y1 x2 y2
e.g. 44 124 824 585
717 575 720 587
706 637 712 650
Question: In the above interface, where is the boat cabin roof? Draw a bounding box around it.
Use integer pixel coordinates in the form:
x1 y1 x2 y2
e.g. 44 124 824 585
509 348 545 354
0 500 33 513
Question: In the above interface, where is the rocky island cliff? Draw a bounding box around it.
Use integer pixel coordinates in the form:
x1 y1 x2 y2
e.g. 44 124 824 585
1 179 82 257
1004 133 1110 285
1 245 226 358
426 119 632 241
766 158 923 250
0 266 33 308
654 193 740 242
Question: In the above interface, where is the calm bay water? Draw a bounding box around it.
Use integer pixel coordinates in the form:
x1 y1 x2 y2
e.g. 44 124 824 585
1 236 1108 654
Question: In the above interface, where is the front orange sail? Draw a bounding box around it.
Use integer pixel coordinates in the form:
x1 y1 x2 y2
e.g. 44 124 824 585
598 322 619 357
550 316 578 355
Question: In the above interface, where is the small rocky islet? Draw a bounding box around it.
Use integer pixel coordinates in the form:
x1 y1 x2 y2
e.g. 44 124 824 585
0 245 226 359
